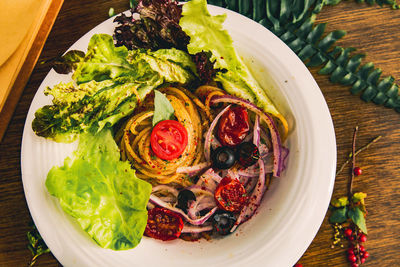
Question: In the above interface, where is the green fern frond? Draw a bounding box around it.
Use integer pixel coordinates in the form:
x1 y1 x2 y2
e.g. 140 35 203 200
204 0 400 112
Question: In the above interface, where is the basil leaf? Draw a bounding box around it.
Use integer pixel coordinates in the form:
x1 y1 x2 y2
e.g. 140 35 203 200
152 90 175 126
329 206 348 223
348 207 368 234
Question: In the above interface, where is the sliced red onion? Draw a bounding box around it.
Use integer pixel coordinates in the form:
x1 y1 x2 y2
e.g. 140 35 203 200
253 115 260 146
211 95 283 177
260 128 272 148
243 132 253 143
187 185 214 195
196 168 221 192
187 196 216 220
211 137 222 150
187 200 198 220
204 105 231 162
181 224 213 234
147 202 155 210
238 149 272 178
204 168 223 183
152 185 179 197
231 158 266 232
196 201 216 212
218 169 228 179
245 174 259 193
149 195 218 225
280 146 290 172
176 162 211 177
158 196 176 203
259 144 269 156
227 169 239 181
239 174 250 185
238 169 258 178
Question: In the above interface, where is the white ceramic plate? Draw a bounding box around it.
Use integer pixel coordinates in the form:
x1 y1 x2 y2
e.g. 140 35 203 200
21 5 336 267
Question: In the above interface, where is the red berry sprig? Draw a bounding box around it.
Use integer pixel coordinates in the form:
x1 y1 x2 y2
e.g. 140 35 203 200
329 127 379 266
344 228 369 266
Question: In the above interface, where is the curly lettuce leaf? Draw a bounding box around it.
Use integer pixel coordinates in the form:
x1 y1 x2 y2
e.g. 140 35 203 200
46 129 152 250
72 34 135 84
32 34 196 142
113 0 189 51
179 0 281 118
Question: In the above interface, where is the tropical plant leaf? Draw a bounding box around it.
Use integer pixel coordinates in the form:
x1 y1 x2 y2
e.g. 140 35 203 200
325 0 399 8
201 0 400 113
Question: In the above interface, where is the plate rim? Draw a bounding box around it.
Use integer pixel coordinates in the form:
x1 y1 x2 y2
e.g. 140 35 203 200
21 4 336 267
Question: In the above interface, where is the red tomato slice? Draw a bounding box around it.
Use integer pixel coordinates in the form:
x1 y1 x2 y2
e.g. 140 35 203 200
217 106 250 147
150 120 188 160
145 207 184 241
214 177 248 212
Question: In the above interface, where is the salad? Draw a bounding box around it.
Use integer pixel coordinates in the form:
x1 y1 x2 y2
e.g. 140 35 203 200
32 0 289 250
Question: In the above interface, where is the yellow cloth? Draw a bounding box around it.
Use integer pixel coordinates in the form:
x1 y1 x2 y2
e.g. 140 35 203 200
0 0 51 111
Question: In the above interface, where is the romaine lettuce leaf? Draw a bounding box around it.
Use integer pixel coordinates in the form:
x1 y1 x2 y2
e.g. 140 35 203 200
46 129 152 250
179 0 281 118
127 47 197 85
32 80 141 143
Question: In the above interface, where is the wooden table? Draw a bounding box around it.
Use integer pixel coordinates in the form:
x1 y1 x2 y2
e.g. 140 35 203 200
0 1 399 266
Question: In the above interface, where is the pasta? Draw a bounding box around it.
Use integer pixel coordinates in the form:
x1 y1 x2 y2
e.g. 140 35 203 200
116 86 211 186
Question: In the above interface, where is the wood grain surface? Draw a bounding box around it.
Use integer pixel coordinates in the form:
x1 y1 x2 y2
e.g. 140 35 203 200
0 1 399 266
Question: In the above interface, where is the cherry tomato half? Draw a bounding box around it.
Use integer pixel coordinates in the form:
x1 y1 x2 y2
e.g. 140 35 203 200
217 106 250 147
150 120 188 160
145 207 184 241
214 177 248 212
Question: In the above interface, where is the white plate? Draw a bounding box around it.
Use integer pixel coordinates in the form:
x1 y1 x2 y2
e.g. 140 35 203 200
21 5 336 267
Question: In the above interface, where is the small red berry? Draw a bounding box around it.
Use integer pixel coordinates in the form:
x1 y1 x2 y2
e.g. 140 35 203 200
361 258 366 264
359 234 367 242
359 245 365 252
353 167 362 176
294 264 303 267
347 248 355 255
363 251 370 259
351 263 359 267
348 254 357 263
344 228 353 237
349 236 354 241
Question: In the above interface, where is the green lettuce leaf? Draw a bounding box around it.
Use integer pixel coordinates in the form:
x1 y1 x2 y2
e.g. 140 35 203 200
179 0 281 117
32 34 196 142
46 129 152 250
72 34 135 84
32 80 141 142
127 48 197 85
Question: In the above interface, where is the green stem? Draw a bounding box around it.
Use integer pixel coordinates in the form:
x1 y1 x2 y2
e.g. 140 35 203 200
336 135 381 176
349 126 358 197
